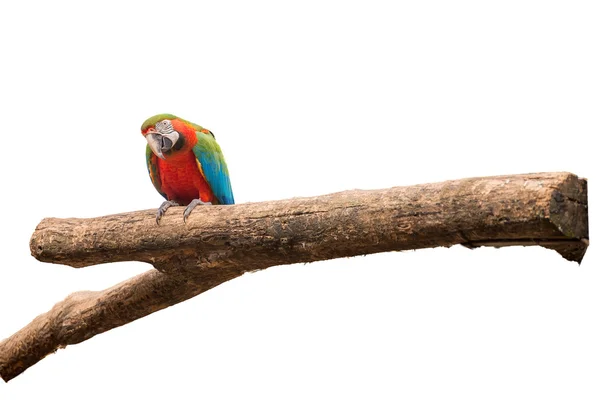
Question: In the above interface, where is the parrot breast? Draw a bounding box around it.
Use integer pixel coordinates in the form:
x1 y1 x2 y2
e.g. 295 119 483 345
157 152 214 205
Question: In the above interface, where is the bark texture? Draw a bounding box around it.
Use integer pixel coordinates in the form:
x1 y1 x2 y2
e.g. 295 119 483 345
0 172 589 382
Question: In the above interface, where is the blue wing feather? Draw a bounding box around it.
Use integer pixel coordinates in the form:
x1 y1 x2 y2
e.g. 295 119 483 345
192 132 234 205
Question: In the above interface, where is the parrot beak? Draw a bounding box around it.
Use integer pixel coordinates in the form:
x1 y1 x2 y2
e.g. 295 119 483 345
146 133 166 160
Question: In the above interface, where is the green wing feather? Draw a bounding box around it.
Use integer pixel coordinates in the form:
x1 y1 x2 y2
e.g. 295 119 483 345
146 144 167 200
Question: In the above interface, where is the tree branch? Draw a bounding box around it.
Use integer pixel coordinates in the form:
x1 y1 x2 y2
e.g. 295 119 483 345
0 172 589 382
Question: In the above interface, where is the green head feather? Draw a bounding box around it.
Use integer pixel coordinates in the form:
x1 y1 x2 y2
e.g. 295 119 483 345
141 114 205 132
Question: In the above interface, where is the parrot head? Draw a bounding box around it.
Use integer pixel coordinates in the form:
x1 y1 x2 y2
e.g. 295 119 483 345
141 114 185 160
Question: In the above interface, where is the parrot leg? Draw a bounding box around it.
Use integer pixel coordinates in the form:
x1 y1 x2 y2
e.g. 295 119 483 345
183 199 212 222
156 200 181 224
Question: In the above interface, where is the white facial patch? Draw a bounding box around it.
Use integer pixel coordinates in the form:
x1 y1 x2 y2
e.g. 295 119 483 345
150 119 180 155
155 120 175 134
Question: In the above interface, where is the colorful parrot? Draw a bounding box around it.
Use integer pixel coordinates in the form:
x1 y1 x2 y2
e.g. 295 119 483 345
141 114 234 223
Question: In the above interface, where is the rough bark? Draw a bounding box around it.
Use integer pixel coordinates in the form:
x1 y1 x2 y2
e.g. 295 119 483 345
0 172 589 382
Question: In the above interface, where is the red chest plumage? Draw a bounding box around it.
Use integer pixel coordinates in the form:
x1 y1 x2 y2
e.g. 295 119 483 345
157 152 214 205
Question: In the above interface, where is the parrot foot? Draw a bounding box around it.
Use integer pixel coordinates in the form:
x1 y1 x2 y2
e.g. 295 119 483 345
156 200 180 224
183 199 212 222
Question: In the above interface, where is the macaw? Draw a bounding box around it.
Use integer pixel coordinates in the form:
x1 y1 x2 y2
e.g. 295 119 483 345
141 114 234 223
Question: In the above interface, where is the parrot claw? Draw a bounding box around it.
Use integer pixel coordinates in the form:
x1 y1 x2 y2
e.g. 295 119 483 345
183 199 212 222
156 200 180 224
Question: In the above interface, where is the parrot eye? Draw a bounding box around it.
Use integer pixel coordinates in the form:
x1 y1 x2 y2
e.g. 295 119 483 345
155 120 174 134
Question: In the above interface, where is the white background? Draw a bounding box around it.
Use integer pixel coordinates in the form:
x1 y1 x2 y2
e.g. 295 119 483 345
0 1 598 398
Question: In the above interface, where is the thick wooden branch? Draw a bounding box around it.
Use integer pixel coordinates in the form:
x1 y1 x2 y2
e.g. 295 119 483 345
0 172 589 382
